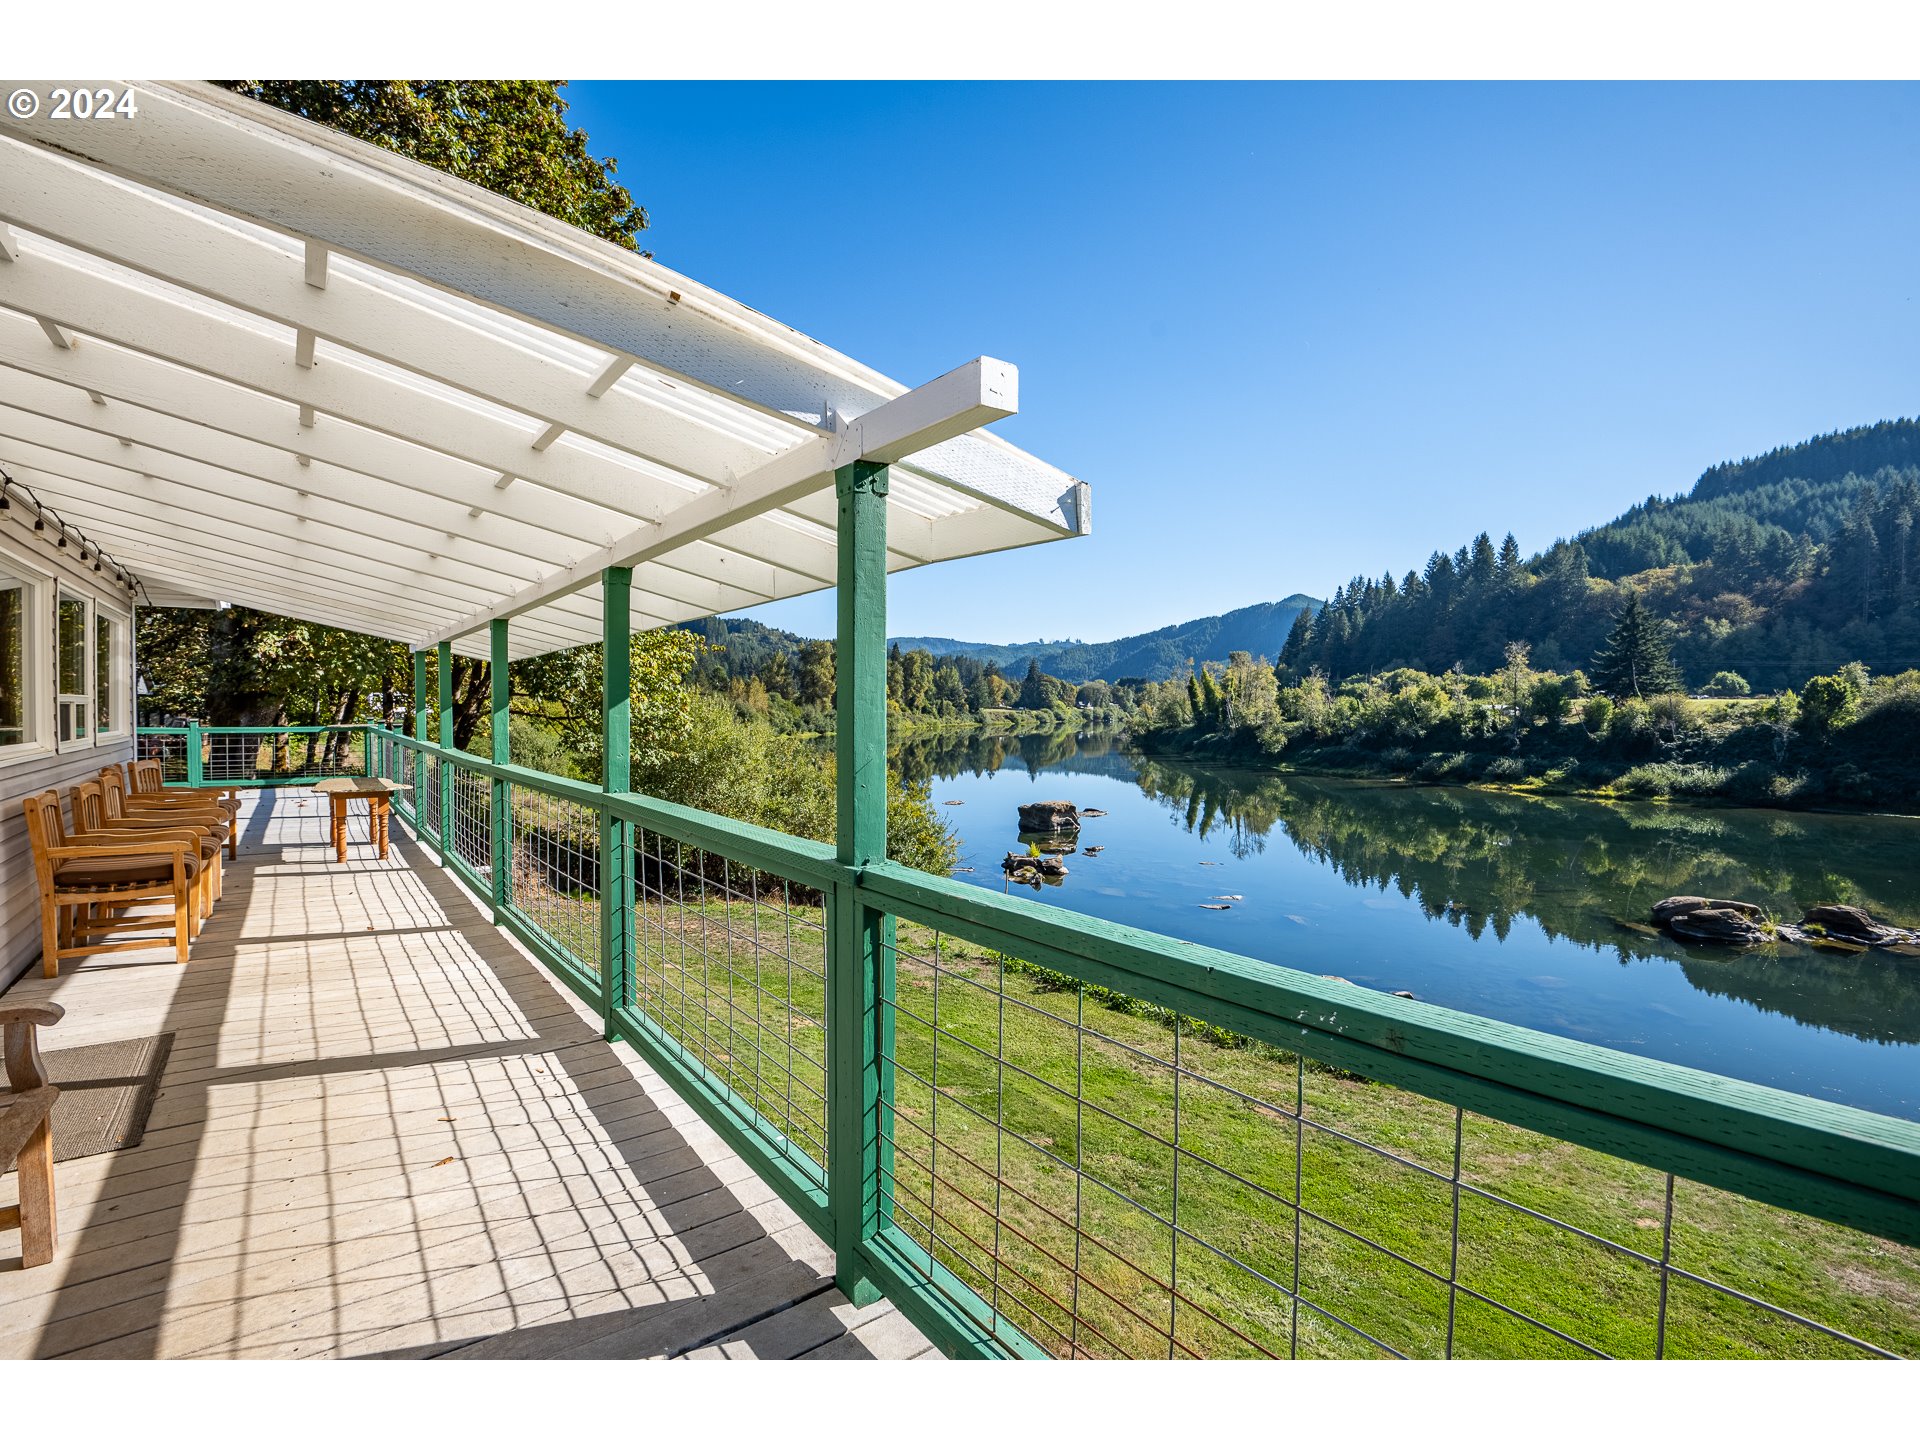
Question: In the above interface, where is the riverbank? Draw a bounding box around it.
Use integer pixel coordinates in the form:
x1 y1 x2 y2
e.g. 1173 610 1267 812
1132 720 1920 813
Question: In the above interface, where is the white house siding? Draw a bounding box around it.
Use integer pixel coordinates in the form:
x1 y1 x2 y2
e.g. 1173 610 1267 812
0 508 138 991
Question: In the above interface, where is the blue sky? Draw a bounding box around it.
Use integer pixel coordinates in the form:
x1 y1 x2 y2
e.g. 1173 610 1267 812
565 81 1920 644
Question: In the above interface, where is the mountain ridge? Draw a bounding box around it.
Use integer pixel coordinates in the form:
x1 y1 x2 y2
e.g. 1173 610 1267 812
891 596 1321 683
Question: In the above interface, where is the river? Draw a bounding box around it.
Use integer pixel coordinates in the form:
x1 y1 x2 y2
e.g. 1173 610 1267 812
891 728 1920 1119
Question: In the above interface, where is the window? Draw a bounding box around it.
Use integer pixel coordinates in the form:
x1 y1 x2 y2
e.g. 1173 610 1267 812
95 607 123 736
58 590 89 745
0 563 32 751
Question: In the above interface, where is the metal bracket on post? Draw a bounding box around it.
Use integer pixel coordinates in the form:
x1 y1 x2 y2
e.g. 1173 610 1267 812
489 619 511 924
830 460 892 1308
599 567 634 1043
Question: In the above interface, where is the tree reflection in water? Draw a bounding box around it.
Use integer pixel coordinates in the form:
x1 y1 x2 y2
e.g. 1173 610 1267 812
893 730 1920 1048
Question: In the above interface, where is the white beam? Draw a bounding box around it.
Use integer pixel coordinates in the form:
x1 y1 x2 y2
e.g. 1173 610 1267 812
421 356 1017 645
303 239 328 290
0 119 1082 533
294 328 316 369
586 355 633 398
0 357 812 605
0 224 16 262
0 136 784 488
0 319 627 547
0 243 707 521
36 316 72 349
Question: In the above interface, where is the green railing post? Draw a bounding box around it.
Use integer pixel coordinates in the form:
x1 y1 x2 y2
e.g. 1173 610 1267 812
600 567 634 1042
830 460 892 1307
411 650 428 743
436 640 454 863
185 720 203 788
490 619 511 922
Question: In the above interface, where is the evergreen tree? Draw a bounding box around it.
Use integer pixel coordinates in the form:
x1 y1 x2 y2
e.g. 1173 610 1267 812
1589 592 1683 698
1018 659 1050 709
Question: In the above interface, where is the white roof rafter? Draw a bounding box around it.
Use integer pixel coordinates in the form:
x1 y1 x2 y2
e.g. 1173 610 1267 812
0 81 1089 657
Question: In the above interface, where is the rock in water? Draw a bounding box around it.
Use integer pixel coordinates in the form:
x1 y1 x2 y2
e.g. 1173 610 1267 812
1198 903 1232 910
1802 904 1905 945
1002 852 1069 878
1652 896 1762 927
1018 800 1081 833
1081 808 1109 817
1665 906 1770 945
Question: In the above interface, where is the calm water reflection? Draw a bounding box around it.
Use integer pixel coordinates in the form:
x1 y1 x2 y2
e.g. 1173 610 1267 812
894 729 1920 1118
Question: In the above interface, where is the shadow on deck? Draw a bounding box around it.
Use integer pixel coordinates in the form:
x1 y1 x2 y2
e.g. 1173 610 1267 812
1 789 935 1360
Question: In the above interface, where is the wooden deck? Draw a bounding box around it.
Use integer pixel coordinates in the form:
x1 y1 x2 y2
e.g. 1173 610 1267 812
0 788 938 1360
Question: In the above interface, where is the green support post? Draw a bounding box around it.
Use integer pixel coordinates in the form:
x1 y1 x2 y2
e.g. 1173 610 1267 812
600 568 634 1041
412 650 428 742
185 720 203 788
830 461 893 1307
436 640 454 862
490 619 511 922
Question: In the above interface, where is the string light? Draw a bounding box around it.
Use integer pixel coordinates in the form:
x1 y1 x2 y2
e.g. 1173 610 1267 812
0 469 140 595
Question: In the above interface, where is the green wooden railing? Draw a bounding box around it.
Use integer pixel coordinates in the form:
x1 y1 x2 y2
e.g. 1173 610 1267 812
136 722 372 787
144 718 1920 1360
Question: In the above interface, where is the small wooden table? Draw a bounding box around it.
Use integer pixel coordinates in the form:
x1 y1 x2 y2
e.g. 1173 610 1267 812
313 777 411 862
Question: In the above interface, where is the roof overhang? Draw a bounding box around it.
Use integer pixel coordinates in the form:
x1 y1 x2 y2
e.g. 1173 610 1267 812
0 81 1088 658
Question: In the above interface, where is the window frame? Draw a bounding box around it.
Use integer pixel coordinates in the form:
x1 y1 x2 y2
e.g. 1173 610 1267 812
93 598 130 739
0 541 53 767
56 584 94 750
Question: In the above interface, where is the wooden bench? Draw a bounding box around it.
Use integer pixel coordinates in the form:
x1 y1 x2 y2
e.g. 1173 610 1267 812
1 1001 63 1269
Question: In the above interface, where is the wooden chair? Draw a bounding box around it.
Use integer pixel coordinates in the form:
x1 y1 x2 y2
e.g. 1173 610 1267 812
21 791 202 974
112 764 239 861
72 780 223 919
0 1000 63 1269
96 769 231 898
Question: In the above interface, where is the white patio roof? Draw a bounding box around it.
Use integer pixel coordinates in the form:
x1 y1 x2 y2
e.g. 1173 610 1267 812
0 81 1088 659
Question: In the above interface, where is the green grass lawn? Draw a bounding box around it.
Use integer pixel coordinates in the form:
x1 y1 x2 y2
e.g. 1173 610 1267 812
503 874 1919 1360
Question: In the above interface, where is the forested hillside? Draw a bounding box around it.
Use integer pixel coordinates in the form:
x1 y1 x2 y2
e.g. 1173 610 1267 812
1280 420 1920 692
891 596 1319 682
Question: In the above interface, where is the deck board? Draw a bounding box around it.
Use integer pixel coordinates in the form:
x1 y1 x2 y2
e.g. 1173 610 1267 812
0 788 938 1360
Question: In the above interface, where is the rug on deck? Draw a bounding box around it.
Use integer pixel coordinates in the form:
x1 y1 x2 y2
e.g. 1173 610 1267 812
2 1032 174 1168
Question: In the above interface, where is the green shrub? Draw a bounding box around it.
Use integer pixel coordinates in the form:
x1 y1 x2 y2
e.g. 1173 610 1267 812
1797 673 1860 736
1617 762 1732 798
1702 670 1752 698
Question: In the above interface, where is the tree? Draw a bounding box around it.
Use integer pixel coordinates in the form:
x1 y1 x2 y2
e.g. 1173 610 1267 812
1497 641 1532 745
1702 670 1752 698
1588 592 1683 698
1018 659 1051 710
1797 673 1860 736
795 640 835 707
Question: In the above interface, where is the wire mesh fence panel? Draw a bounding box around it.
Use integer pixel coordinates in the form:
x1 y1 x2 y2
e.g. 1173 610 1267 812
199 726 369 784
628 829 830 1175
394 742 418 825
417 752 442 843
135 730 190 782
503 782 602 976
449 764 492 879
875 921 1920 1360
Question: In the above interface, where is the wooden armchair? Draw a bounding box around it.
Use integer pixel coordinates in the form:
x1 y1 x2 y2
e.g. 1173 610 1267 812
73 780 223 918
113 764 239 861
21 791 202 974
1 1000 63 1268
